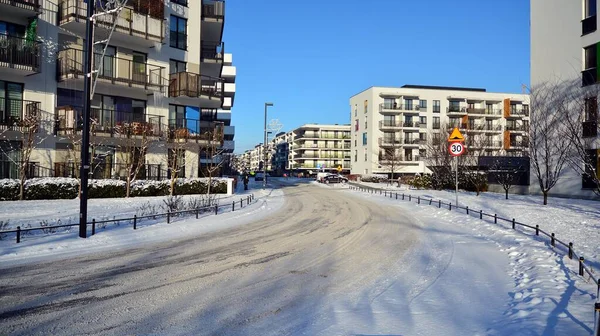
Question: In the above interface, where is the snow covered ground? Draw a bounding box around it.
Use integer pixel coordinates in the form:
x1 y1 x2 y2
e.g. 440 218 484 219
0 180 284 266
335 187 599 335
352 181 600 273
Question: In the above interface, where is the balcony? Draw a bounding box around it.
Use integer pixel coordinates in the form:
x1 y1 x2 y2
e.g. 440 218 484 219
506 124 529 132
447 123 467 130
378 137 402 147
508 141 529 149
378 120 402 130
58 48 167 94
432 122 441 130
379 103 402 114
583 68 597 87
507 109 530 118
201 41 224 77
583 120 598 137
466 141 502 149
466 124 503 132
583 15 597 36
202 0 225 41
0 98 41 131
447 106 467 115
168 72 224 108
55 106 165 138
402 121 420 129
168 118 224 143
0 34 41 74
58 0 165 47
0 0 40 20
403 139 423 146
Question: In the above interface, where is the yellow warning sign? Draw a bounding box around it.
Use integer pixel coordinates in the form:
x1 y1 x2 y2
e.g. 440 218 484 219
448 127 465 142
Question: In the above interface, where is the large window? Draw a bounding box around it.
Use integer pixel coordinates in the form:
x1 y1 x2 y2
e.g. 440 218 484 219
362 132 367 145
169 59 186 74
585 44 597 70
170 15 187 50
586 0 597 18
93 44 116 78
433 100 440 113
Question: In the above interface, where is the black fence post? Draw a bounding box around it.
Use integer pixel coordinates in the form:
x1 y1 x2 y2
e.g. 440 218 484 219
232 201 235 211
16 226 20 244
196 208 199 219
429 199 432 205
438 200 441 208
512 218 515 230
214 204 218 215
92 219 96 235
568 242 573 259
402 194 405 200
390 192 392 199
240 198 243 208
551 233 555 247
417 196 420 204
479 210 482 219
535 225 539 236
133 215 137 230
384 191 387 197
449 203 452 211
409 195 412 202
494 214 497 224
167 212 171 224
579 256 585 276
466 206 469 215
395 193 398 199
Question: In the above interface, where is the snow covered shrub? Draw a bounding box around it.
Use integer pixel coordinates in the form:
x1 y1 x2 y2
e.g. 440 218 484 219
361 175 388 183
88 179 126 199
136 201 160 218
185 194 217 211
173 178 208 195
0 220 10 239
0 179 19 201
131 180 169 197
163 195 183 213
25 178 79 200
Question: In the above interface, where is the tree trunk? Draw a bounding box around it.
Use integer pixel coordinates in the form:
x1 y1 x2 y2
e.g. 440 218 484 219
126 174 131 198
543 191 548 205
19 173 25 201
207 174 212 197
505 188 509 200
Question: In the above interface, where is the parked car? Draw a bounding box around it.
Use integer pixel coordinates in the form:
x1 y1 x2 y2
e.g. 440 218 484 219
254 173 264 181
323 174 348 184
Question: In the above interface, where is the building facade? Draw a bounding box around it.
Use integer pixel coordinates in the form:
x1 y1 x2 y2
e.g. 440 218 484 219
0 0 235 180
238 124 351 175
530 0 600 198
349 85 530 177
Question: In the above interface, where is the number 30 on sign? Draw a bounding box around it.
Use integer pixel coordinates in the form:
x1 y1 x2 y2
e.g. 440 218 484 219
449 142 465 156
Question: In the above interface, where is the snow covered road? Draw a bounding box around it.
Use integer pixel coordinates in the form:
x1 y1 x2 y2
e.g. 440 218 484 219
0 182 593 335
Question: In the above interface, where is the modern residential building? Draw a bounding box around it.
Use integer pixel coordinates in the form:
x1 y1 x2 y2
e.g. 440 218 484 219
0 0 235 180
530 0 600 198
349 85 530 178
238 124 351 176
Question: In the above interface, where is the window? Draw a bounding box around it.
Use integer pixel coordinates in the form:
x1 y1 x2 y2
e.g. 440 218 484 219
354 139 357 147
449 101 461 111
0 21 25 38
362 132 367 145
586 97 598 121
419 100 427 108
132 52 147 83
172 0 188 6
169 59 186 74
585 44 597 70
419 116 427 125
364 151 367 161
354 150 357 162
93 44 116 77
0 80 23 125
433 116 440 129
170 15 187 50
364 100 368 114
365 121 367 129
510 103 517 114
405 99 413 110
355 119 359 131
433 100 440 113
354 104 357 116
419 132 426 141
384 98 395 109
586 0 597 17
486 103 494 112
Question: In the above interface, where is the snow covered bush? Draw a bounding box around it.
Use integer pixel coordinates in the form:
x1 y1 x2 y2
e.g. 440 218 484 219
0 177 229 201
0 179 19 201
88 179 126 199
25 178 79 200
361 174 388 183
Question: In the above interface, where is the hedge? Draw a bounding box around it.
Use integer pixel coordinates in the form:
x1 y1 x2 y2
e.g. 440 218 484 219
0 178 229 201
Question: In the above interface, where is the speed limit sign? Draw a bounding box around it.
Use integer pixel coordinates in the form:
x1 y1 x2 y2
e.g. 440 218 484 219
449 142 465 156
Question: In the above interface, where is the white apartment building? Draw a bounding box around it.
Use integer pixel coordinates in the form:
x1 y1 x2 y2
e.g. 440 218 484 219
289 124 351 174
0 0 235 180
350 85 530 177
531 0 600 198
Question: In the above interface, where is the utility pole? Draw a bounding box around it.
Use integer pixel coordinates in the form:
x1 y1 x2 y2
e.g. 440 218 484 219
263 102 273 189
79 0 95 239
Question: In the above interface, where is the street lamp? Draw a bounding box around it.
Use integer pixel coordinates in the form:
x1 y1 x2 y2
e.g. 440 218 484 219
263 102 273 189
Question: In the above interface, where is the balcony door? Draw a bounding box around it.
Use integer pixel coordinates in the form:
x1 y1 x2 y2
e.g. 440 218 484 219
94 45 115 78
132 52 147 83
0 81 23 124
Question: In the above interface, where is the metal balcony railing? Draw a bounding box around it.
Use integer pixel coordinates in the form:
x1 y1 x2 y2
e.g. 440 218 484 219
0 0 40 10
201 41 224 62
403 138 422 145
506 124 529 132
55 106 164 137
169 72 224 100
0 34 41 73
168 118 224 143
0 97 41 130
509 109 530 117
447 106 467 113
202 0 225 20
402 121 420 128
58 49 167 92
59 0 165 43
379 120 402 128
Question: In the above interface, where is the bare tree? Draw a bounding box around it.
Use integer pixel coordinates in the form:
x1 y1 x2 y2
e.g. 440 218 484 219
528 81 573 205
114 124 152 198
378 135 403 185
462 133 498 196
562 79 600 196
166 124 189 196
423 124 454 190
488 157 528 199
198 122 225 196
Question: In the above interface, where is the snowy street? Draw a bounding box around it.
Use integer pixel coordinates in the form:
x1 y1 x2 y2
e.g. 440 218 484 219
0 181 596 335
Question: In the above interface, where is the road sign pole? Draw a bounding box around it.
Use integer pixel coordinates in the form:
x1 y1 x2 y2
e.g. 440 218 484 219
455 155 458 207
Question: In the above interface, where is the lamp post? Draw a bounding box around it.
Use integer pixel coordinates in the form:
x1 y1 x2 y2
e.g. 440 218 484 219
263 102 273 188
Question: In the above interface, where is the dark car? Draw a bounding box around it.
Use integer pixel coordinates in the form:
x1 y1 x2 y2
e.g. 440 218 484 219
323 174 348 184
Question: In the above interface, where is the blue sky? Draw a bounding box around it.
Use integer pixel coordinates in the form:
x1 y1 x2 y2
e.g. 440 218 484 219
223 0 530 153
